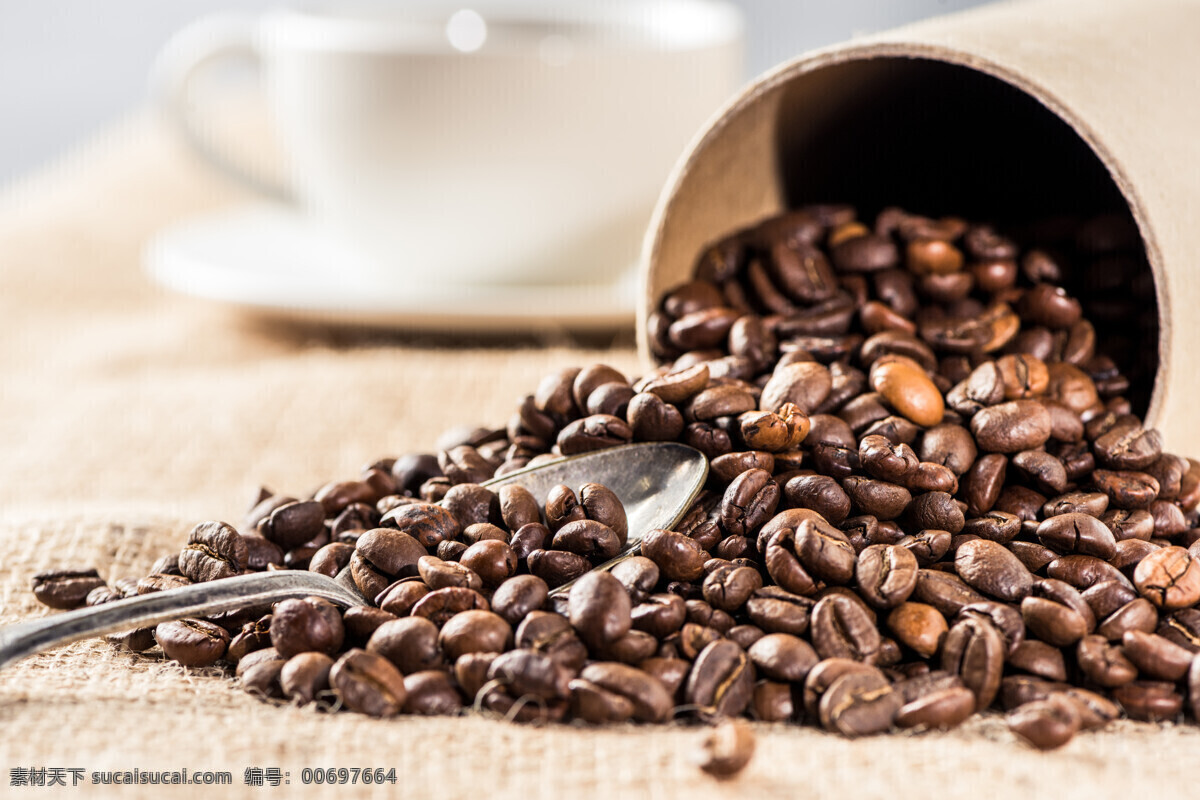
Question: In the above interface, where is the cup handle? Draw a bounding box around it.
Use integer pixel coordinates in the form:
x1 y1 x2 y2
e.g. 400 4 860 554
151 13 292 203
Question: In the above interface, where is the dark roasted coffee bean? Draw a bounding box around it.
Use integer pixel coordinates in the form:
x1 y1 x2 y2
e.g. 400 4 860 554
329 649 406 718
941 616 1005 710
527 549 591 588
178 521 248 583
262 501 326 550
642 528 708 582
1134 546 1200 609
1121 629 1194 680
569 572 632 649
894 686 976 730
718 469 780 537
970 400 1052 453
366 617 442 674
281 652 334 705
745 587 814 636
32 568 106 610
811 594 880 662
1036 513 1117 559
156 618 229 667
489 574 548 626
438 610 512 661
742 633 816 687
955 539 1033 602
270 597 344 658
818 666 900 737
702 564 763 613
380 502 460 548
410 586 489 626
579 662 673 723
686 639 755 718
855 545 918 609
1006 695 1080 750
1112 681 1184 722
1006 640 1066 681
912 569 986 617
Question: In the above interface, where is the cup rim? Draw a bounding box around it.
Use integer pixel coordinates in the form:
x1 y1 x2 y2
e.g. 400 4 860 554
261 0 744 54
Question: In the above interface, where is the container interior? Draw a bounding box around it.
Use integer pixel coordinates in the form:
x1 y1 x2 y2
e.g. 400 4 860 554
773 57 1158 414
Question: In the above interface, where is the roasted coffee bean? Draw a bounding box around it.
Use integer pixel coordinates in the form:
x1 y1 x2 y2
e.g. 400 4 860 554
271 597 344 658
410 587 489 627
841 476 911 520
527 549 591 588
970 400 1052 453
1006 695 1081 750
1036 513 1118 559
580 662 672 722
1006 640 1067 681
886 602 947 658
718 469 780 537
610 556 660 605
702 565 763 613
745 587 814 635
686 639 755 718
855 545 918 609
894 686 976 730
747 633 818 683
490 575 548 626
32 569 106 610
955 539 1033 602
818 667 901 737
418 556 483 592
156 618 230 667
281 652 334 705
178 521 248 583
438 610 512 661
912 569 986 617
760 362 832 414
941 616 1005 710
488 648 572 700
380 502 460 548
329 649 407 718
783 474 851 524
366 617 442 674
642 528 708 582
262 501 326 550
869 358 944 427
1112 681 1184 722
569 572 632 649
811 594 880 662
1121 629 1194 680
1134 546 1200 609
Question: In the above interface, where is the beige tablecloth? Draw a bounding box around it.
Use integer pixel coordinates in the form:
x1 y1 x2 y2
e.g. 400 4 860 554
1 114 1197 800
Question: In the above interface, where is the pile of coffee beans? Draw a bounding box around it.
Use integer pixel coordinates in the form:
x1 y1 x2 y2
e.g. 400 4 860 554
32 204 1200 765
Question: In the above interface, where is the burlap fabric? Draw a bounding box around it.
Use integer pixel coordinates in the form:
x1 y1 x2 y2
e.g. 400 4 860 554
1 114 1198 800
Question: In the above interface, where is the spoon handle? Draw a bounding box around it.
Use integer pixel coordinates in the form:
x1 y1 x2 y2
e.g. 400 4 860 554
0 571 360 670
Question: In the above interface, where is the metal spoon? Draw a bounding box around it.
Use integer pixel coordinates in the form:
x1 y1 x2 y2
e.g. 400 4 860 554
0 442 707 670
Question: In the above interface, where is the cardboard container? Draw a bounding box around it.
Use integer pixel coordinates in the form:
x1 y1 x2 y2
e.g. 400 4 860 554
639 0 1200 453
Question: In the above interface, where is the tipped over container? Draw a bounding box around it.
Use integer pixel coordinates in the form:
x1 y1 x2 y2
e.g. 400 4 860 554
638 0 1200 453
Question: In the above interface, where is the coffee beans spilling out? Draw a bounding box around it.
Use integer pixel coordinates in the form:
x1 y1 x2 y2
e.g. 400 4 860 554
32 204 1200 768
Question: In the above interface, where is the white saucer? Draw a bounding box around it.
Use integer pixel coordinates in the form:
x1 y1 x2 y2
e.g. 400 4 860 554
144 203 638 331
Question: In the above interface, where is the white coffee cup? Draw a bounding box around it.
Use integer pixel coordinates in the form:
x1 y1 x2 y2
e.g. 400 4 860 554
154 1 743 287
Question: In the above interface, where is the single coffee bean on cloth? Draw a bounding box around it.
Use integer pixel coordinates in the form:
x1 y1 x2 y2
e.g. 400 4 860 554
26 202 1200 762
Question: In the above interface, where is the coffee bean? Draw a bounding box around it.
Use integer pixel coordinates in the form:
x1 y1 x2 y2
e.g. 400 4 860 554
580 662 672 722
686 639 755 718
1036 513 1118 559
569 572 632 649
818 667 901 737
329 649 407 718
270 597 344 658
971 400 1053 453
1121 629 1194 680
1112 681 1183 722
156 618 230 667
942 616 1005 710
955 539 1033 602
855 545 918 609
32 569 106 610
748 633 818 683
1006 695 1080 750
642 528 708 582
811 594 880 662
696 718 756 778
1134 546 1200 609
281 652 334 705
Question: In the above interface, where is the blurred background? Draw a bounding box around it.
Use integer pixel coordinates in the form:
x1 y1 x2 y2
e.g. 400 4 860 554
0 0 995 187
